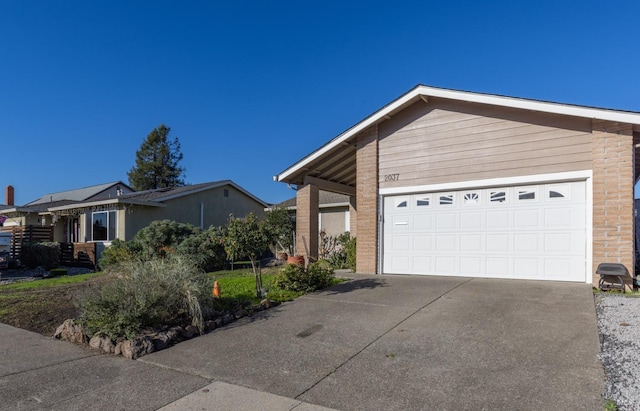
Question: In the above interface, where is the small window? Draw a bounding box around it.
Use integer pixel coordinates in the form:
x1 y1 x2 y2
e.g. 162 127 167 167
547 184 570 200
490 191 507 203
518 188 537 201
439 194 454 205
224 189 229 197
395 198 408 208
416 196 430 207
463 192 480 205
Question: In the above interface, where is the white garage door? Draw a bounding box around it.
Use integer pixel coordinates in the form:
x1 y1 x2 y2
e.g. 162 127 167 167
383 181 587 282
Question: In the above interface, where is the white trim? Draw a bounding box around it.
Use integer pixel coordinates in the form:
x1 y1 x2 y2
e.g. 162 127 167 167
379 170 594 284
586 175 593 284
275 84 640 183
379 170 593 195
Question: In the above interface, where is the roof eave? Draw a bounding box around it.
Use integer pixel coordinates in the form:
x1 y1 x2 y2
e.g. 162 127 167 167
275 84 640 183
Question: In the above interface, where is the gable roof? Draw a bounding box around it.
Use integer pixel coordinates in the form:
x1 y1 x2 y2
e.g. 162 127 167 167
47 180 268 213
274 84 640 189
25 181 132 206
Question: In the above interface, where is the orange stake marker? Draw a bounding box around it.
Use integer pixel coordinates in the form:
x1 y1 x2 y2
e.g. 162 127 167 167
213 281 221 298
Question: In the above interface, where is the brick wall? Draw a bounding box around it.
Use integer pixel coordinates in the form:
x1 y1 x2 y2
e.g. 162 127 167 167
592 119 635 286
295 183 319 262
355 125 378 274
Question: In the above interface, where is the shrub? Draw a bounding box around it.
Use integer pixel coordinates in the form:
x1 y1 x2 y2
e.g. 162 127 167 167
134 219 199 260
98 238 142 270
21 242 61 269
272 262 335 293
176 225 227 272
79 255 212 339
338 233 356 272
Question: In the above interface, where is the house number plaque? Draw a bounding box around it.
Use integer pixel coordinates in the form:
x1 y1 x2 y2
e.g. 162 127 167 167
384 174 400 182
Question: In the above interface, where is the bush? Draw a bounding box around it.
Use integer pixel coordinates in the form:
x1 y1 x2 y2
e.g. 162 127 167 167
79 255 212 339
20 242 61 269
134 219 199 260
98 239 142 270
272 262 335 293
338 233 356 272
176 225 227 272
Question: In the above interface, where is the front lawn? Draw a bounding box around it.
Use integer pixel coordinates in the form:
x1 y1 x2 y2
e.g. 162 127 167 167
0 265 346 338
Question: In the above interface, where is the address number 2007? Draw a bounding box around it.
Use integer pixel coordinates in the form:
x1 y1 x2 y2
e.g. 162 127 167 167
384 174 400 182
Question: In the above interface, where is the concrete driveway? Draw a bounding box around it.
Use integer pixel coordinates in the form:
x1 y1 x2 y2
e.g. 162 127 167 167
144 273 604 410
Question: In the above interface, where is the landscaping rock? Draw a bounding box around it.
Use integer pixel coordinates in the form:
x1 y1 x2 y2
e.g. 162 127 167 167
166 326 183 343
260 299 280 309
89 334 115 354
54 319 87 345
150 332 172 351
120 337 154 360
222 313 234 325
234 309 248 319
182 325 199 339
204 320 217 332
114 341 123 356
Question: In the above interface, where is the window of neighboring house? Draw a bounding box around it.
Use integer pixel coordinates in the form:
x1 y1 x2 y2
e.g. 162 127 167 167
92 211 116 241
224 189 229 197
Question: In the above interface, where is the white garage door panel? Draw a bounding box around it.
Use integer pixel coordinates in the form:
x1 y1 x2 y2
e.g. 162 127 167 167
383 181 587 282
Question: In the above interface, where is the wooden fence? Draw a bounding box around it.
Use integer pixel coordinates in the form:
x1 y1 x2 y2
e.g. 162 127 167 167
1 226 53 261
0 226 96 268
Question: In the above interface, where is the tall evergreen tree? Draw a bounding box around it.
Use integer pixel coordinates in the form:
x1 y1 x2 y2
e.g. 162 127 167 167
127 124 186 191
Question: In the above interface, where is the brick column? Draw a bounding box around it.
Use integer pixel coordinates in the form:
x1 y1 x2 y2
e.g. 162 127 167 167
592 119 634 286
295 183 319 263
349 196 357 237
355 125 378 274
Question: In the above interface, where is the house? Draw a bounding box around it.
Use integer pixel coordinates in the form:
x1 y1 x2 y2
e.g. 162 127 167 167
271 190 350 238
274 84 640 286
1 180 267 261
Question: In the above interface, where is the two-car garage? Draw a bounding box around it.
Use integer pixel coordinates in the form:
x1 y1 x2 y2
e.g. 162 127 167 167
276 85 640 286
382 180 588 282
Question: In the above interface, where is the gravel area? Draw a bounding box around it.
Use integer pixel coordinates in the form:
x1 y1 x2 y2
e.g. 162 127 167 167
596 292 640 410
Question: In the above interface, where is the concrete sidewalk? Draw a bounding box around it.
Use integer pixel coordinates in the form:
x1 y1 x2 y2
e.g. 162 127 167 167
0 274 604 410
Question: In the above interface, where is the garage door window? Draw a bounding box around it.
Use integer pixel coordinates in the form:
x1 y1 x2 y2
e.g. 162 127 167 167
416 196 430 207
395 198 408 208
547 184 570 200
517 188 537 201
490 190 507 203
463 192 480 205
439 194 454 206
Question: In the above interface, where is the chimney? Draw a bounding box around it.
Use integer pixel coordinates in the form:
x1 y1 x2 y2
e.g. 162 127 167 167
5 185 14 206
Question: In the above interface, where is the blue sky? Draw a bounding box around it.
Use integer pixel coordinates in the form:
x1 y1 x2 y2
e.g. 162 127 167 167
2 1 639 206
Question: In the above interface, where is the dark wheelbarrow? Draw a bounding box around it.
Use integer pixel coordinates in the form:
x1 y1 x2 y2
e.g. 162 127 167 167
596 263 629 292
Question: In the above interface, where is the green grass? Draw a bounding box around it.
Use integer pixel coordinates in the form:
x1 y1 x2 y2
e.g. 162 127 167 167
0 272 107 291
210 267 303 303
209 266 345 304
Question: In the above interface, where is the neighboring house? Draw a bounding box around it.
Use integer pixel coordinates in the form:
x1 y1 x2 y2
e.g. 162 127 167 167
272 190 351 238
1 180 267 250
275 84 640 286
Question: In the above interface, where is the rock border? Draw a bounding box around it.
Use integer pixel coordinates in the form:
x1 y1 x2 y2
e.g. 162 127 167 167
54 298 281 360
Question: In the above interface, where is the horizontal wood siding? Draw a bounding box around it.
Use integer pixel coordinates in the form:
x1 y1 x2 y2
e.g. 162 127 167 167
378 98 593 189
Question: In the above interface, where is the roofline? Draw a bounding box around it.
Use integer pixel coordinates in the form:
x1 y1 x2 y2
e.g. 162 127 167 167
153 181 269 207
265 201 350 211
274 84 640 182
48 198 165 212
